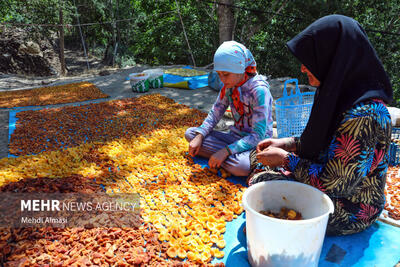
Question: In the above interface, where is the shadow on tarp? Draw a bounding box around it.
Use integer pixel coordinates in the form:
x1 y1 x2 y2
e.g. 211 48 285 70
193 156 400 267
319 221 400 267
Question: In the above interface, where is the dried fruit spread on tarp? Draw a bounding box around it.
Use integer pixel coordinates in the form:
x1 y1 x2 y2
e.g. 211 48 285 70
0 82 109 108
384 167 400 220
0 176 215 266
1 94 241 265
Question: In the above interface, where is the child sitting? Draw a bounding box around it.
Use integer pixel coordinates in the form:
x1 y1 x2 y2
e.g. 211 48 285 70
185 41 273 176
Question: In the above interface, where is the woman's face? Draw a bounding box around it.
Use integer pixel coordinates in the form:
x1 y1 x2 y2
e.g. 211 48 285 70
217 71 245 88
301 64 321 87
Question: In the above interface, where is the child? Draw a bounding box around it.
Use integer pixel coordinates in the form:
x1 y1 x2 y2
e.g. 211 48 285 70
185 41 273 176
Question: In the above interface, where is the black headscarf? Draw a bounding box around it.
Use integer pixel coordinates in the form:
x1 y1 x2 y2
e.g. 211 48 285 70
286 14 393 160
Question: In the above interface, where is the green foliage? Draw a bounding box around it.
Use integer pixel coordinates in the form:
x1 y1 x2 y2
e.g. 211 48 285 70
116 54 136 68
1 0 399 105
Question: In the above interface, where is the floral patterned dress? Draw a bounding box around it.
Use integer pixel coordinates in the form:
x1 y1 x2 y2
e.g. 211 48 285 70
250 100 391 235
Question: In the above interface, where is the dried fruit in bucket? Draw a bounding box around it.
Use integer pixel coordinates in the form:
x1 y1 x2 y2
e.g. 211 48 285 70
259 207 303 220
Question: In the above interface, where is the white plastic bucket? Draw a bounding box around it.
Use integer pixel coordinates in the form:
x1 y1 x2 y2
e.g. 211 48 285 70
143 69 164 88
129 72 150 93
242 180 334 267
129 72 149 84
143 68 164 78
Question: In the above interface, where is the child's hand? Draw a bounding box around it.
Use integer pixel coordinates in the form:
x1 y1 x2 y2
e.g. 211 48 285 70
256 147 289 168
209 148 230 169
188 134 204 157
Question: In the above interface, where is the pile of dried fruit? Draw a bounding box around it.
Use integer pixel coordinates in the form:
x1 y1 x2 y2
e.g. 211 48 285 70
0 175 141 229
164 68 207 77
10 94 204 156
1 94 243 264
0 174 100 193
392 139 400 145
384 166 400 220
0 226 192 266
0 177 223 266
259 207 303 220
0 82 109 108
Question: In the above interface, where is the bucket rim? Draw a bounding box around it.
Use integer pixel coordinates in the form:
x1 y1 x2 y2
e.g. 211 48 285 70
242 180 334 224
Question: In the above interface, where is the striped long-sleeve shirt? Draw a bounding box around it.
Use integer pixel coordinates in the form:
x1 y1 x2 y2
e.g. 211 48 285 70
196 74 273 155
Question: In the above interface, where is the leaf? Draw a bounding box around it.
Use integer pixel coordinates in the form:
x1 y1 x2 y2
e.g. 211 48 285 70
334 134 361 165
323 159 358 194
339 117 370 138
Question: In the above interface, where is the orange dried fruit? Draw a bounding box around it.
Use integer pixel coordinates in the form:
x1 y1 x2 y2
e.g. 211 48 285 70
213 248 225 258
210 234 219 244
201 250 212 262
167 246 178 258
216 239 226 249
177 247 187 259
187 251 197 261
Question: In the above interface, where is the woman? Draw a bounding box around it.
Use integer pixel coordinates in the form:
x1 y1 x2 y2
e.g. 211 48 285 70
249 15 393 235
185 41 273 177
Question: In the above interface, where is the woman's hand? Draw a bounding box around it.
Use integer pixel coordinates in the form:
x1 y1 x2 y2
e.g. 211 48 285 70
257 137 296 153
256 147 289 168
209 148 230 169
188 134 204 157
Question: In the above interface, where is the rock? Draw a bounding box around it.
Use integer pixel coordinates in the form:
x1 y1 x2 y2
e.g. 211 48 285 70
18 41 43 57
41 80 51 85
17 43 27 55
99 70 111 76
49 66 59 76
26 41 42 55
0 26 61 77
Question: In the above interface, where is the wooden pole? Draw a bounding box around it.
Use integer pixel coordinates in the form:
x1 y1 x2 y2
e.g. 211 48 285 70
110 0 117 66
73 0 90 70
59 0 66 75
175 0 196 67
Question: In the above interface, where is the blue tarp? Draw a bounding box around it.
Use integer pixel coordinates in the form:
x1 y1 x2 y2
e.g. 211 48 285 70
163 66 209 90
163 73 209 89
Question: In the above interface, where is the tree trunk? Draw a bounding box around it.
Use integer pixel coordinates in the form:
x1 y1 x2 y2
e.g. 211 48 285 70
116 0 121 45
110 0 117 66
59 1 66 76
217 0 234 44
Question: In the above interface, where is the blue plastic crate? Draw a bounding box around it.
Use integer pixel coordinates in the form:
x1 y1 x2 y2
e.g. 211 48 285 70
389 127 400 166
275 79 315 138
